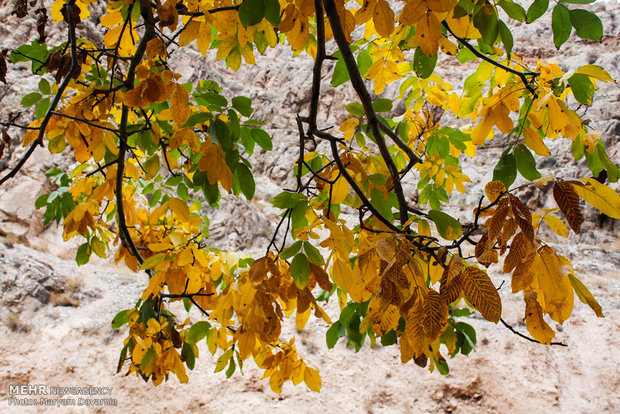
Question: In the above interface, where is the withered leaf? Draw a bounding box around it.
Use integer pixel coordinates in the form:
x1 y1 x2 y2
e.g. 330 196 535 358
509 194 534 241
422 289 448 341
462 266 502 323
553 181 584 234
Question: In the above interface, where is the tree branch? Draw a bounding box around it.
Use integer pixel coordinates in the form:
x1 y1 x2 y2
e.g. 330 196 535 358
442 21 539 96
322 0 409 227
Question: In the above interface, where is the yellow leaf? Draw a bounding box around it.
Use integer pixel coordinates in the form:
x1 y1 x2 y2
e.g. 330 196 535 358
417 12 441 57
169 197 190 223
296 307 312 330
373 0 395 38
355 0 376 24
576 65 615 83
568 274 604 318
523 127 550 156
426 0 457 13
171 83 190 126
148 242 174 252
543 215 568 237
179 20 200 46
303 366 321 392
331 176 350 204
524 290 555 345
471 113 494 146
399 0 425 25
422 289 448 341
572 178 620 219
536 246 573 324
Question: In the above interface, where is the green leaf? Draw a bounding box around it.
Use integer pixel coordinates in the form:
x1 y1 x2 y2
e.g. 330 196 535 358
303 241 325 266
182 112 210 128
526 0 549 23
111 310 130 329
370 188 393 221
213 119 232 151
498 20 513 57
232 96 253 117
198 92 228 109
357 49 372 76
251 128 272 151
326 322 343 349
35 97 50 119
413 47 438 79
493 151 517 188
514 144 541 181
380 330 397 346
331 59 350 87
595 141 620 183
474 5 499 45
280 240 303 260
238 0 264 27
560 0 595 4
568 73 595 105
372 98 392 113
140 253 167 270
291 253 310 289
264 0 281 25
552 5 572 49
76 242 91 266
498 0 526 22
455 322 477 355
182 343 196 370
21 92 42 107
38 78 51 95
428 210 462 240
345 103 365 117
35 194 48 209
569 9 602 42
235 163 255 200
271 191 307 209
185 321 211 345
225 357 236 378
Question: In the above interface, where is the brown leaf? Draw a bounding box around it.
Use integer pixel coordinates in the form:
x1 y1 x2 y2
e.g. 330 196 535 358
35 8 48 43
440 256 463 304
509 194 534 241
475 234 498 267
462 266 502 323
310 263 333 292
249 256 268 283
553 181 584 234
485 180 506 203
511 252 536 293
503 231 531 273
486 198 509 242
422 289 448 341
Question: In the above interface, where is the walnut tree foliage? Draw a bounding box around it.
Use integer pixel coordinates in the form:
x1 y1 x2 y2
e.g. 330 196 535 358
1 0 619 392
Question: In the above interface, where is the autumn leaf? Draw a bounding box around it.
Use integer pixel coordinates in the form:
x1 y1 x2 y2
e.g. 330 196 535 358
417 12 442 57
462 266 502 323
524 290 555 345
571 178 620 219
553 181 584 234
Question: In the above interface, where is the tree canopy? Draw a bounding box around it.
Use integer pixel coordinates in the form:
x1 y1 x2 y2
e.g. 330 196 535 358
1 0 618 392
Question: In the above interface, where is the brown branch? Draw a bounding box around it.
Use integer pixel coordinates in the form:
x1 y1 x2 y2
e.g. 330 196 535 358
317 129 401 233
500 318 568 347
322 0 409 226
115 0 156 272
442 21 539 96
